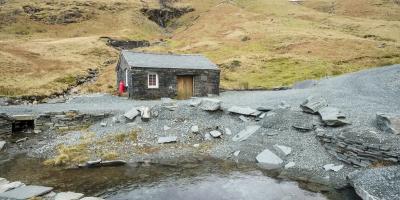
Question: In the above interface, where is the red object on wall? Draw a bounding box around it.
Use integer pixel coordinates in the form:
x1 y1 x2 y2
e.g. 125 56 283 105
119 80 125 95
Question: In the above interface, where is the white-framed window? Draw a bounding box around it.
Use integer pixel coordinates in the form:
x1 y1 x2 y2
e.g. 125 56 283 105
125 69 129 87
148 73 159 88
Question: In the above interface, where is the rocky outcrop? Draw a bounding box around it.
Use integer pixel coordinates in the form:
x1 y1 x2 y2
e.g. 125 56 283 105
376 113 400 134
348 166 400 200
101 37 150 50
140 6 194 27
317 130 400 167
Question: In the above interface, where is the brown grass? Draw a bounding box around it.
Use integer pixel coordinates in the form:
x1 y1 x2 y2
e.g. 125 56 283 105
0 0 399 94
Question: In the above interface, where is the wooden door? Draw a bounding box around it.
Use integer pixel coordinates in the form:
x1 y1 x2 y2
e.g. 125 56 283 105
177 76 193 100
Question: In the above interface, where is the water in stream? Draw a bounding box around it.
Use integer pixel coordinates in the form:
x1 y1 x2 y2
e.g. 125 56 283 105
0 154 359 200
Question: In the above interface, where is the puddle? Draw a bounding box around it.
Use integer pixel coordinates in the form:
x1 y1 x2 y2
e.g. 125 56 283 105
0 155 359 200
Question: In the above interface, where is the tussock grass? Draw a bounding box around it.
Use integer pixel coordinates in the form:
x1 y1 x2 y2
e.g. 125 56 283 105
44 130 138 167
1 0 399 93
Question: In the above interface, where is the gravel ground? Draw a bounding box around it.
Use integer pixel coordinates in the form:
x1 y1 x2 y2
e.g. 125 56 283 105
1 64 400 190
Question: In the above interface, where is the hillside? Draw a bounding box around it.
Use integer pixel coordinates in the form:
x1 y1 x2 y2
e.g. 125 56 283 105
0 0 399 97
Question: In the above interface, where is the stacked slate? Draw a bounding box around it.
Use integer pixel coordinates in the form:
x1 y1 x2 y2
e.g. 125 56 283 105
317 130 400 167
0 113 13 135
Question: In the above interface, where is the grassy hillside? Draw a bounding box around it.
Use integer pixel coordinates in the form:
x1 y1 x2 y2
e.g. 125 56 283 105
0 0 399 96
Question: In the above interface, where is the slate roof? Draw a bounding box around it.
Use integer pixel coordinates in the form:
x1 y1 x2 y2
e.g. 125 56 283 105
121 50 218 70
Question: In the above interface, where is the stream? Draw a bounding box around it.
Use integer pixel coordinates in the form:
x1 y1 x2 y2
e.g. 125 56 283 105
0 154 360 200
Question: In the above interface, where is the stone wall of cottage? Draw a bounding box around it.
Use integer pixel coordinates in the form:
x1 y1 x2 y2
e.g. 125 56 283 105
317 130 400 167
128 67 220 99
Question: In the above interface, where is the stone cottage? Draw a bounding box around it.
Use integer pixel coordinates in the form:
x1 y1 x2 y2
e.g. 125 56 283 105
116 51 220 100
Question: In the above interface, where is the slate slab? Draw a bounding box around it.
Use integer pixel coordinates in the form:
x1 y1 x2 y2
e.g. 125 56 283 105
273 144 292 156
55 191 84 200
0 185 53 200
0 141 5 151
300 96 328 114
232 125 260 142
319 107 349 127
256 149 283 170
124 108 140 120
228 106 261 116
157 136 177 144
0 181 24 193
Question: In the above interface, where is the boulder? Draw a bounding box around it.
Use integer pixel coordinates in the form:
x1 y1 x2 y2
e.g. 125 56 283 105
55 191 84 200
0 141 5 151
0 185 52 200
191 125 199 134
273 144 292 156
199 98 222 111
210 130 222 138
157 136 177 144
124 108 140 120
300 96 328 114
228 106 261 116
232 125 260 142
256 149 283 169
323 164 343 172
376 113 400 134
233 150 240 157
318 107 349 127
204 133 212 140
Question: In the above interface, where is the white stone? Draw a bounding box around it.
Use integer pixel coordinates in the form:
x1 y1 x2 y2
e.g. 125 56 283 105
141 107 151 122
80 197 104 200
100 122 107 127
189 99 202 107
0 181 24 193
55 191 84 200
157 136 177 144
193 144 200 148
163 125 171 131
232 125 260 142
233 150 240 157
284 162 295 169
224 128 232 135
273 144 292 156
0 141 5 151
210 130 222 138
256 149 283 169
191 125 199 133
258 113 266 119
323 164 344 172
